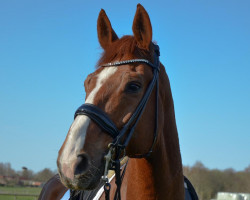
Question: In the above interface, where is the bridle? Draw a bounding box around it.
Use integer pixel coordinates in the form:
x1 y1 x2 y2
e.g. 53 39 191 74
74 44 160 200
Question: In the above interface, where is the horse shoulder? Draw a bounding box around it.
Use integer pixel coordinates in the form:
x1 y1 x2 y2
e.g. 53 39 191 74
38 174 68 200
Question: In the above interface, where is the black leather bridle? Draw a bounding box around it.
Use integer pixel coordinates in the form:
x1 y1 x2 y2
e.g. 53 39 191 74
74 44 160 200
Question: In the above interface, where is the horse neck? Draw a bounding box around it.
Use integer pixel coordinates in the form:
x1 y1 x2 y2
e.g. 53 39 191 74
125 66 184 200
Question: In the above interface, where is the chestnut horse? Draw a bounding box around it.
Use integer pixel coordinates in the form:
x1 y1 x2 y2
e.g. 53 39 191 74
39 4 198 200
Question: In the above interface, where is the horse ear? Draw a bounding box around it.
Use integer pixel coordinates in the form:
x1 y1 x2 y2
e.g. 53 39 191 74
97 9 118 49
132 4 152 50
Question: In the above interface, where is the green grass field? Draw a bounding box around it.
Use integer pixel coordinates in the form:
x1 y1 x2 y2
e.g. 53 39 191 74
0 186 41 200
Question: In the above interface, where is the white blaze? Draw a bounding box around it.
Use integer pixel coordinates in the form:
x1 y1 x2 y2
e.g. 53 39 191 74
60 67 118 168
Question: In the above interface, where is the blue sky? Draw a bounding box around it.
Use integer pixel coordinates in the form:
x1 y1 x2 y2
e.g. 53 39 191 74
0 0 249 172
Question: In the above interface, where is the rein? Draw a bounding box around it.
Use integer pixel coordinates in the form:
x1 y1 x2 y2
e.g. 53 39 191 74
74 44 160 200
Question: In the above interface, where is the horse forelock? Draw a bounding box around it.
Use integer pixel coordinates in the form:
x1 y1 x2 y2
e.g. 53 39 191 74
96 35 155 68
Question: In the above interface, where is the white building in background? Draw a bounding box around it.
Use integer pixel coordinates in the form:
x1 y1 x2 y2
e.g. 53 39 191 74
214 192 250 200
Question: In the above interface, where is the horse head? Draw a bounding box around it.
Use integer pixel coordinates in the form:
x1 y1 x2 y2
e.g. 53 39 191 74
57 4 173 192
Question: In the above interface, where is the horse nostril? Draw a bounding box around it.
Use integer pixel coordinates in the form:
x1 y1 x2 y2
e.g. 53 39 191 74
74 153 89 176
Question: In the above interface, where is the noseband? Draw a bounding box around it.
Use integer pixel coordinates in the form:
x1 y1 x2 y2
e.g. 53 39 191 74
74 44 160 200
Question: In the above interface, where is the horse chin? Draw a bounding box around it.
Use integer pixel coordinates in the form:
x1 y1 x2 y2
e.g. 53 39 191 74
59 164 104 190
74 169 103 190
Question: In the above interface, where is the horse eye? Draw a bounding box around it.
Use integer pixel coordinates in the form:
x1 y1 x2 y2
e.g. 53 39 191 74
125 82 141 93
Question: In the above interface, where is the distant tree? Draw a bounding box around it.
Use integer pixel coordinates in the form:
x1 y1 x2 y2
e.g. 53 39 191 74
34 168 55 182
183 162 250 200
193 161 206 169
244 165 250 173
0 162 16 176
21 166 33 179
